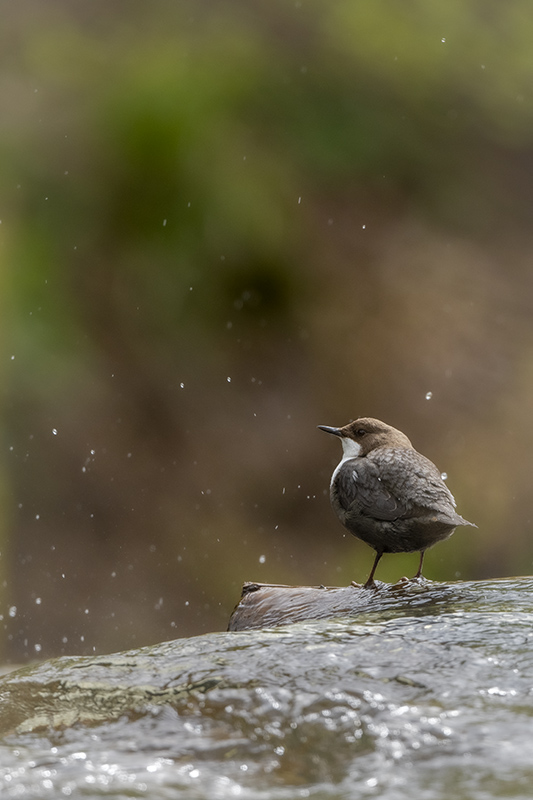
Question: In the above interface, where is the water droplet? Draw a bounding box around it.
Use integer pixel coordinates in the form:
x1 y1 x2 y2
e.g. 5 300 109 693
259 554 266 564
227 377 231 383
180 382 185 388
8 606 17 618
35 597 42 605
425 391 433 400
441 472 448 480
441 37 446 43
52 428 58 435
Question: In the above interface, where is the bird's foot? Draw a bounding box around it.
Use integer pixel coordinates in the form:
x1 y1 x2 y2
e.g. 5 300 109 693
391 574 431 590
362 579 378 590
410 574 431 585
390 576 411 590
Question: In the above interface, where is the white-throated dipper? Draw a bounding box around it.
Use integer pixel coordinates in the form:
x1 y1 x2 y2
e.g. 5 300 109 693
318 417 476 588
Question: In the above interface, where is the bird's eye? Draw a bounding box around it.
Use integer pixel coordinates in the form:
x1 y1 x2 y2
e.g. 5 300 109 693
356 429 367 437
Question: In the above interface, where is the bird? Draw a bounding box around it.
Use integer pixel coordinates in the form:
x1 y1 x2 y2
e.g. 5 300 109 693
318 417 476 588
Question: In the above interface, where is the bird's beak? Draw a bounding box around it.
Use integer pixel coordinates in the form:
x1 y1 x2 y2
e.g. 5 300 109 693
317 425 342 437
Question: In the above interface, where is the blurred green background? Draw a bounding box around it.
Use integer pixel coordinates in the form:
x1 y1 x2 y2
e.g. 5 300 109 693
1 0 533 661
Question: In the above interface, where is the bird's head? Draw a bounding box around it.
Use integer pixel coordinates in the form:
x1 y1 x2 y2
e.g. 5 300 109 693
318 417 413 458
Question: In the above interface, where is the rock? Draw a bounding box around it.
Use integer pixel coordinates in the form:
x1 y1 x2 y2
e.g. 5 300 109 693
227 577 449 629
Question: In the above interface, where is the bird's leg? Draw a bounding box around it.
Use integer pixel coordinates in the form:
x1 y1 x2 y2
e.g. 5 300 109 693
363 551 383 589
413 550 425 579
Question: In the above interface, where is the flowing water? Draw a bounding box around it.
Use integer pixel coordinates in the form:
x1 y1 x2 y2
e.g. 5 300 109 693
1 577 533 799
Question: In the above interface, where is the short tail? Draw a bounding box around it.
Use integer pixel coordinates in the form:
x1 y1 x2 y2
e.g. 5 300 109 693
456 514 477 528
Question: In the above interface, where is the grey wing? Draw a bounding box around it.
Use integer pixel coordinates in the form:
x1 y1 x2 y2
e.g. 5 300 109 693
334 458 410 520
368 448 458 516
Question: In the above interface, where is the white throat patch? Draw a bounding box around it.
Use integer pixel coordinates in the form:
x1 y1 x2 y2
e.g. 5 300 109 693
341 438 362 459
331 437 362 486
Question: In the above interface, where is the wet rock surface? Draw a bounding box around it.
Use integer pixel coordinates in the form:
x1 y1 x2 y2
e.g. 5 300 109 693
1 577 533 799
228 576 471 630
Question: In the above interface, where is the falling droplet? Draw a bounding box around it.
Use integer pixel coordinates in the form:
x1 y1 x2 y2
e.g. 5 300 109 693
52 428 58 435
425 392 433 400
259 554 266 564
441 472 448 480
